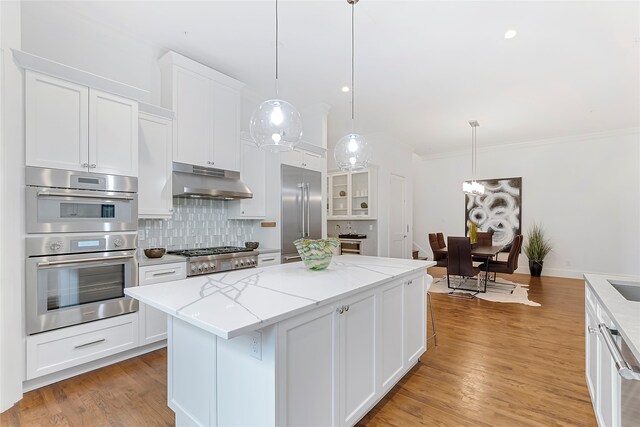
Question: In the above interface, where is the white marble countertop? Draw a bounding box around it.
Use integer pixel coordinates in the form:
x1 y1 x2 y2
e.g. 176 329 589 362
137 253 187 267
256 248 280 255
126 255 435 339
584 274 640 361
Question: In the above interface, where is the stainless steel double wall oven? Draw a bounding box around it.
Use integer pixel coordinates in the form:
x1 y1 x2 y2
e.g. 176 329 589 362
26 167 139 334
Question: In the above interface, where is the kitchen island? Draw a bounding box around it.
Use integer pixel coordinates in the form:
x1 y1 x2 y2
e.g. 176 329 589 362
126 255 434 426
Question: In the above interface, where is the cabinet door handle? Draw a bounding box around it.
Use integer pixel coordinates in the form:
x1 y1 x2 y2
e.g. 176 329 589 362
152 270 176 277
588 326 597 334
344 305 349 312
338 307 344 314
407 279 413 285
81 163 89 168
74 338 106 349
261 258 276 262
89 164 97 169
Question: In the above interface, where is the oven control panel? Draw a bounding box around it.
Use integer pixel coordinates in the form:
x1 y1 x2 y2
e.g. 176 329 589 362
26 232 137 256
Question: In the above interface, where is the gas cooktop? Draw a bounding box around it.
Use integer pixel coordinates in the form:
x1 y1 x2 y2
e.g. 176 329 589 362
168 246 254 257
167 246 258 276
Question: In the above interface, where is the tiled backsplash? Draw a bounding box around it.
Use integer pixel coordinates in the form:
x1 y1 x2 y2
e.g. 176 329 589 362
138 198 255 250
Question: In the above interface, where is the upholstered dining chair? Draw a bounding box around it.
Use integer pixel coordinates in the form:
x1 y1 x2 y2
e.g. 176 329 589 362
479 234 523 279
446 236 481 295
436 233 446 250
428 233 447 267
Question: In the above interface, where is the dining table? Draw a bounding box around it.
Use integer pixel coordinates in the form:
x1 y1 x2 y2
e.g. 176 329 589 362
433 244 505 293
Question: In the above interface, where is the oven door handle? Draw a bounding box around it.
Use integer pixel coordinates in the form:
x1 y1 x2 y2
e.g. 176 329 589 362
37 254 135 267
598 323 640 380
37 190 134 201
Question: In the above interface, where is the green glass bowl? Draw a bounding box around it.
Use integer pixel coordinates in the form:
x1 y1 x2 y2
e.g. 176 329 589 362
293 238 340 271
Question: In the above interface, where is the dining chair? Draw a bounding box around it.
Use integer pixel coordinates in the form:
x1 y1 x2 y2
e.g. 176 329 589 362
446 236 481 296
428 233 447 267
478 235 523 292
473 230 495 278
436 233 446 250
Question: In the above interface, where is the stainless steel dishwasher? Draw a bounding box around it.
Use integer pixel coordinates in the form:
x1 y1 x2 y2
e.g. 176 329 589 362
598 324 640 425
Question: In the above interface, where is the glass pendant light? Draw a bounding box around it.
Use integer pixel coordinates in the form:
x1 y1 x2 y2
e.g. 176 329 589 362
334 0 371 171
250 0 302 152
462 120 485 195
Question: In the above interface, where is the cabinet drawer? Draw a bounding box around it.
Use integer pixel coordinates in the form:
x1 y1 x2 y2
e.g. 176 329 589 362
139 262 187 286
258 253 281 267
26 313 138 379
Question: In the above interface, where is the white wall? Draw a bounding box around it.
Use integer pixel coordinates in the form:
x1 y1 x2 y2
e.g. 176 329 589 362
328 132 414 258
413 129 640 278
1 0 25 412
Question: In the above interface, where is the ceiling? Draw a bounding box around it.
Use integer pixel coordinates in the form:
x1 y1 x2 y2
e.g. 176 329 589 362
36 1 640 156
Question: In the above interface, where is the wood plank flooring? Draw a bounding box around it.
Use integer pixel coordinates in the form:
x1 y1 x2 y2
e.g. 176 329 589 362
1 269 596 426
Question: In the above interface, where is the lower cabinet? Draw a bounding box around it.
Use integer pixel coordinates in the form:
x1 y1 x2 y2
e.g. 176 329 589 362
258 252 281 267
585 283 621 427
277 273 425 426
138 262 187 344
26 313 139 380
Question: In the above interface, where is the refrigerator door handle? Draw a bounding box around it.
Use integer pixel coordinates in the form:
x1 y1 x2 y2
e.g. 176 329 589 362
305 183 310 237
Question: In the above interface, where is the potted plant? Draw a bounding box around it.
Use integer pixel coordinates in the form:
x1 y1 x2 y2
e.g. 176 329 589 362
523 223 552 277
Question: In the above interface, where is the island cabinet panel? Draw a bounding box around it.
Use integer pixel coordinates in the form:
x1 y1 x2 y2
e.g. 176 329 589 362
168 317 217 427
404 276 426 364
339 289 378 426
379 281 405 391
277 304 338 427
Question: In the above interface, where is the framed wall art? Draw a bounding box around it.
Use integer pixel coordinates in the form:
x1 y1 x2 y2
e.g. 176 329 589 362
464 177 522 251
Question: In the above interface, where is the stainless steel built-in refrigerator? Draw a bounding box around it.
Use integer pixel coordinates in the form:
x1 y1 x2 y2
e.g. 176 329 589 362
281 164 322 264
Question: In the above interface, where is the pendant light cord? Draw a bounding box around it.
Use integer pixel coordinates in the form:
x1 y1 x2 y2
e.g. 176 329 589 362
275 0 279 96
351 1 355 130
472 125 475 180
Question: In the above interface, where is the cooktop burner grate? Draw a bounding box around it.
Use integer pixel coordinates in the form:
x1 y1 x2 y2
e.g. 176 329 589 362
167 246 254 257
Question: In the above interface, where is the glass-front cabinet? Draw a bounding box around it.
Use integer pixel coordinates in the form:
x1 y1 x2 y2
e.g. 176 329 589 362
328 168 376 219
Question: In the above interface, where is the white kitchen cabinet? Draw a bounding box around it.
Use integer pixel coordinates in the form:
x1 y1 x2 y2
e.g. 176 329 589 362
160 51 244 172
585 283 622 427
339 289 378 426
258 252 281 267
328 168 377 220
138 262 187 345
26 313 139 380
280 148 324 172
379 281 404 391
404 276 426 365
228 140 266 219
26 70 138 176
277 304 338 427
138 108 174 218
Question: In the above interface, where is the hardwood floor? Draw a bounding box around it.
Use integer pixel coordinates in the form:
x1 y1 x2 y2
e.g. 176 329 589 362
1 269 596 426
359 268 597 427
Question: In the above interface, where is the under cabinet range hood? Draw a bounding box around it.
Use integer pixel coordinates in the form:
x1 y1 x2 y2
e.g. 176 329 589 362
172 162 253 200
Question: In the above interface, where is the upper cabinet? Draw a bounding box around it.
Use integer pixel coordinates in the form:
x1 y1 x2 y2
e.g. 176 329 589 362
25 71 138 176
280 148 324 172
138 104 175 218
160 51 245 172
228 139 266 219
328 168 377 220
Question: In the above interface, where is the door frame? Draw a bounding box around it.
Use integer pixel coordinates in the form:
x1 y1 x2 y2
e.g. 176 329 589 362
388 173 408 258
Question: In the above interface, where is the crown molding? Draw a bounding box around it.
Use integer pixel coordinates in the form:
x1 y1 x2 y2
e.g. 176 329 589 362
418 127 640 161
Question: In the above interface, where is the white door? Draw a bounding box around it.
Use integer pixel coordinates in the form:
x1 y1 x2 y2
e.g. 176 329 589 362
89 89 138 176
339 289 377 426
25 71 89 172
277 304 338 427
389 174 407 258
212 82 240 171
173 66 212 167
379 280 404 391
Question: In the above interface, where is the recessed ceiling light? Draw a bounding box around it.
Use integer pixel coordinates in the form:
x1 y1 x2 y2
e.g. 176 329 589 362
504 29 517 39
341 86 350 93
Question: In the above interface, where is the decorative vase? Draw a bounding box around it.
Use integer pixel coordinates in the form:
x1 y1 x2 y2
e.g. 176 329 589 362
529 261 543 277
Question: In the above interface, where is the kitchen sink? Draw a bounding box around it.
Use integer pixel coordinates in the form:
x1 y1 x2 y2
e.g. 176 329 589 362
608 280 640 302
